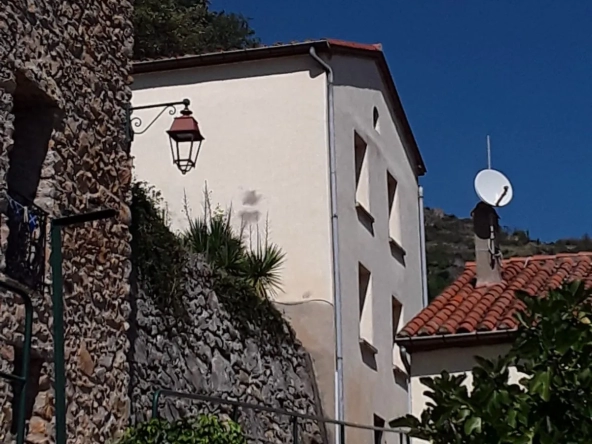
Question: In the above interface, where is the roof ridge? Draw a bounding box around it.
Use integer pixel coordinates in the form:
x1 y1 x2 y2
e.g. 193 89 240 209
326 38 383 51
464 251 592 267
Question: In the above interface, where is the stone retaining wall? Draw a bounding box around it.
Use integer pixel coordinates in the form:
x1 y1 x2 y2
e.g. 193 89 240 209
129 255 326 444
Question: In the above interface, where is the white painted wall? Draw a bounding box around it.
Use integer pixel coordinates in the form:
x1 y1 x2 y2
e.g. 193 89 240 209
132 56 333 307
331 54 423 442
132 52 424 441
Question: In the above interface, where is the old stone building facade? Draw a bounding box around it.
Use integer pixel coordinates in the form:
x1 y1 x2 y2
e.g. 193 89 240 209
0 3 326 444
0 1 135 442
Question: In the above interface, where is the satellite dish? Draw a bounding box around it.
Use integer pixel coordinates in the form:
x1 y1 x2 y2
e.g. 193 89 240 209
474 169 513 207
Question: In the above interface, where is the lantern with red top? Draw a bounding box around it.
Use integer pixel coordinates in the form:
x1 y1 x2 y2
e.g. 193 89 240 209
167 102 205 174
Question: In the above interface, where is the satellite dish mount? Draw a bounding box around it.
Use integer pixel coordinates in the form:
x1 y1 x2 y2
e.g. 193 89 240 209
473 135 514 268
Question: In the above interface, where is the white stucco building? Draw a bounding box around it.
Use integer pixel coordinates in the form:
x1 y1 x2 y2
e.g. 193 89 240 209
131 39 427 442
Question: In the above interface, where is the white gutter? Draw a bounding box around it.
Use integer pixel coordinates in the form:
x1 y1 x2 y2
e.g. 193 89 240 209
418 186 428 308
309 47 344 444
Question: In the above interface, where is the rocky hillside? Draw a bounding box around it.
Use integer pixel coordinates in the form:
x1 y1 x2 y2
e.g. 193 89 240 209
425 207 592 300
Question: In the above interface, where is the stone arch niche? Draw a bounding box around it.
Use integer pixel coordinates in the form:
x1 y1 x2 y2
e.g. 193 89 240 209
6 72 62 206
1 71 62 286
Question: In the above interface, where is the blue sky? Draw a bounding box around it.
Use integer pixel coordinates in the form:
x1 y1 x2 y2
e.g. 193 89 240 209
213 0 592 241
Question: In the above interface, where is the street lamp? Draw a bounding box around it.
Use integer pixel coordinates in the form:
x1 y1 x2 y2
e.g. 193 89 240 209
125 98 205 174
166 103 205 175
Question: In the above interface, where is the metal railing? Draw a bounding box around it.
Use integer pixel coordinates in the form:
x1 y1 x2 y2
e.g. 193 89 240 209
2 194 48 290
0 279 34 444
151 389 410 444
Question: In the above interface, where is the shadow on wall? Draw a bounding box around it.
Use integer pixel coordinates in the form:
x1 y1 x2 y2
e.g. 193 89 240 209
239 189 261 226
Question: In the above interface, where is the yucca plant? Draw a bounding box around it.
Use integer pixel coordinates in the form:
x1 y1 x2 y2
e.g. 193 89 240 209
243 225 285 299
181 188 285 299
183 211 246 276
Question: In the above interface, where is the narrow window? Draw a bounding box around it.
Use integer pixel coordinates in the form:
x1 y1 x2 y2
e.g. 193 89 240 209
354 131 368 202
387 171 405 259
387 171 398 237
373 107 380 133
392 296 407 386
374 414 385 444
354 132 373 233
358 263 373 344
392 296 403 362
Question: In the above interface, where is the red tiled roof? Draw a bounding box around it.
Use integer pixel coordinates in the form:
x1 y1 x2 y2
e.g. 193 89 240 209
326 39 383 52
399 252 592 339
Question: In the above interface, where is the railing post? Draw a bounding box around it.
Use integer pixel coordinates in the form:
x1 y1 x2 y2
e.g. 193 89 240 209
151 390 162 419
339 423 345 444
0 280 34 444
291 416 298 444
50 223 67 444
16 289 33 444
50 209 116 444
231 405 239 422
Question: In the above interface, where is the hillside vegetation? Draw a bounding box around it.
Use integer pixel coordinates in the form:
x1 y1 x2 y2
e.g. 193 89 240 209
425 207 592 300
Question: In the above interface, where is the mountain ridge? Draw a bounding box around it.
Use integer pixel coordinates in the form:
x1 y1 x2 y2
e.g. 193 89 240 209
425 207 592 300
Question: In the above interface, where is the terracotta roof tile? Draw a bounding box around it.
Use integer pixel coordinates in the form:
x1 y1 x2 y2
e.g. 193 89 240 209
399 252 592 338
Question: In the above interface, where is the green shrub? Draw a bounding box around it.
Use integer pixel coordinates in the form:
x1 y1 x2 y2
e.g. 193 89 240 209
130 182 187 316
392 282 592 443
118 415 246 444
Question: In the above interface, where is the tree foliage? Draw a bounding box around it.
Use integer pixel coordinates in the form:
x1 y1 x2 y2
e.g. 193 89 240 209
131 182 187 316
133 0 259 60
391 282 592 443
117 415 246 444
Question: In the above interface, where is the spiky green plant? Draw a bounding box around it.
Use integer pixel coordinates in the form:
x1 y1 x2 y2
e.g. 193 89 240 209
243 236 285 299
181 188 285 299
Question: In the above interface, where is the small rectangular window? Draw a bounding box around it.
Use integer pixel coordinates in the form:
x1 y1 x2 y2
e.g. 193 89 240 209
387 171 406 260
386 171 399 239
358 263 373 344
392 296 405 372
374 414 385 444
354 132 371 209
355 132 374 234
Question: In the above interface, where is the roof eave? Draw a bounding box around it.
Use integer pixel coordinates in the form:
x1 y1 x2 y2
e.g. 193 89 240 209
132 40 332 75
396 329 517 353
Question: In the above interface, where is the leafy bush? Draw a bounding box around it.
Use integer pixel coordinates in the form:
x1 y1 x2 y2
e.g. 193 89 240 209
117 415 246 444
391 282 592 443
130 182 187 316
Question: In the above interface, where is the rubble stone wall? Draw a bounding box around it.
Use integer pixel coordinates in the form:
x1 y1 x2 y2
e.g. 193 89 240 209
129 255 327 444
0 1 134 443
0 3 327 444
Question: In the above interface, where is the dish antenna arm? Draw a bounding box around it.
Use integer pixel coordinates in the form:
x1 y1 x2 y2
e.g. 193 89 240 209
487 212 503 266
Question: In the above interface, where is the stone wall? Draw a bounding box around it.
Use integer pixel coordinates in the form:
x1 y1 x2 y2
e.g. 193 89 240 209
0 3 328 444
129 255 327 444
0 1 134 443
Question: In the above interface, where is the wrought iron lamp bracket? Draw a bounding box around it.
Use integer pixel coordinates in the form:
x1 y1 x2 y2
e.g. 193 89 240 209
125 98 190 142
